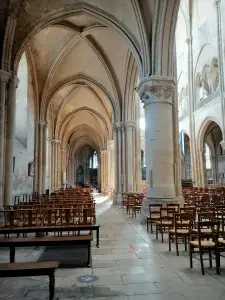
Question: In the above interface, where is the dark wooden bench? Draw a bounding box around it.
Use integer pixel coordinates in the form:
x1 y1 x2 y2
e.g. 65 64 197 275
0 224 100 247
0 261 58 300
0 235 92 266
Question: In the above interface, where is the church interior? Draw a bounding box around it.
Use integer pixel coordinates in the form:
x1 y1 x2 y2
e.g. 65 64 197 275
1 0 225 299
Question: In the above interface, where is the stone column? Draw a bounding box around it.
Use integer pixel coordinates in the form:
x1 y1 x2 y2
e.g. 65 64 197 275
46 137 51 191
117 123 122 203
113 125 119 204
186 37 198 185
97 156 101 186
86 155 90 185
4 75 19 205
33 122 39 194
135 119 141 192
105 150 108 191
137 76 180 222
61 148 66 187
0 70 10 206
40 121 47 195
121 124 126 192
50 140 56 191
215 1 225 145
100 150 105 192
70 159 74 186
55 140 61 189
125 121 135 192
67 158 71 186
107 140 114 195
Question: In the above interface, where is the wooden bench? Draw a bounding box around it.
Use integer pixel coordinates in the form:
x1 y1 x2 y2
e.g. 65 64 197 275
0 224 100 247
0 235 92 266
0 261 58 300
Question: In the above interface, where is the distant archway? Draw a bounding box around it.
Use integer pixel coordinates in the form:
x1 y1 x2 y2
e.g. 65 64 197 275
180 133 192 180
201 121 223 185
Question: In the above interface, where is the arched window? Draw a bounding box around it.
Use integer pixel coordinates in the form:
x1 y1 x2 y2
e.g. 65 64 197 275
141 150 145 167
205 143 211 169
89 151 98 169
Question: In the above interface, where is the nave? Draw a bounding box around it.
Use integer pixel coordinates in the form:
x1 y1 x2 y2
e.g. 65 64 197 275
0 193 225 300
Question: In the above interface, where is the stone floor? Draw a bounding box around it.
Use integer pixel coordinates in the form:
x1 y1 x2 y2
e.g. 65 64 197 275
1 194 225 299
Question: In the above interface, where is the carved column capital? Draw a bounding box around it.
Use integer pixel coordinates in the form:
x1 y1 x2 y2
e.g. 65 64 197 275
0 70 11 83
36 120 47 128
123 121 136 130
136 76 176 107
113 122 122 132
9 74 19 88
185 36 193 44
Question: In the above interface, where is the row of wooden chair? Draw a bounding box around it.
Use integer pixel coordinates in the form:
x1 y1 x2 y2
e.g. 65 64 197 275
146 201 225 274
2 206 96 228
121 193 145 218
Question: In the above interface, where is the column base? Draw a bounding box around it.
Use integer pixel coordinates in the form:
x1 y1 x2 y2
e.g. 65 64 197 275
113 192 117 205
140 196 184 225
113 193 122 205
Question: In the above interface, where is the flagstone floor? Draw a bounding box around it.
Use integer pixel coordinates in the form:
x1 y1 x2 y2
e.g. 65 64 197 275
1 193 225 299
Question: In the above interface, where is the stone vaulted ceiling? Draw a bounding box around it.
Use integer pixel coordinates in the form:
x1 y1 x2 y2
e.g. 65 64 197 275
0 0 180 158
27 10 137 156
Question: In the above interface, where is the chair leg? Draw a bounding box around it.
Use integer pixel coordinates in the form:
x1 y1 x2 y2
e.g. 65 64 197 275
184 237 187 252
169 233 171 251
156 225 158 240
150 222 153 234
175 236 179 256
216 248 220 275
200 251 205 275
209 250 212 268
161 227 164 243
189 244 193 268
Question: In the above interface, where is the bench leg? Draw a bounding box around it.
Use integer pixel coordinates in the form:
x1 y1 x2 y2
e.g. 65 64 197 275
10 246 15 263
49 271 55 300
96 228 99 248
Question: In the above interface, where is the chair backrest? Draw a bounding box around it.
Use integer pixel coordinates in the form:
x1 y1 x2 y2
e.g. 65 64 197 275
197 220 220 246
198 207 216 221
167 203 180 212
149 204 162 218
174 213 193 232
160 207 175 223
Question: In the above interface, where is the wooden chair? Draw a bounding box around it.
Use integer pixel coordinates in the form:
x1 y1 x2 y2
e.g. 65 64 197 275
126 195 134 215
156 208 175 242
189 219 220 275
169 213 193 256
147 204 162 233
132 196 142 218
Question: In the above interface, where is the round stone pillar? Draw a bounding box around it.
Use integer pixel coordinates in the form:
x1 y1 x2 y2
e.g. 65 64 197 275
137 76 180 222
38 121 47 195
4 75 19 205
55 140 61 189
125 121 136 192
51 139 56 191
0 70 10 207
